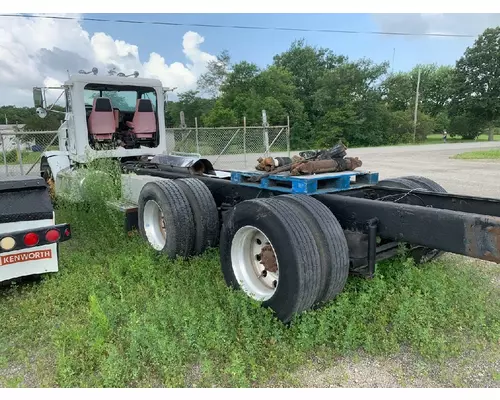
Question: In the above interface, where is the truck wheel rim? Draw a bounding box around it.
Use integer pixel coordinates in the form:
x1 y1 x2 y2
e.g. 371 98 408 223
143 200 166 251
231 225 279 301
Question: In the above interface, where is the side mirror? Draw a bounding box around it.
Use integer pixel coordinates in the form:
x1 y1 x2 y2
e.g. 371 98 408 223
33 87 45 108
36 107 47 119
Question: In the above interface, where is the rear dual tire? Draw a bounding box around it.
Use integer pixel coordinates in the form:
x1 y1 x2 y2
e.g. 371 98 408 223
175 178 219 253
376 175 447 264
219 195 349 323
137 178 219 258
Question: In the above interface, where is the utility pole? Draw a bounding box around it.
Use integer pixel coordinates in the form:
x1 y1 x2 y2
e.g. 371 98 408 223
413 68 421 143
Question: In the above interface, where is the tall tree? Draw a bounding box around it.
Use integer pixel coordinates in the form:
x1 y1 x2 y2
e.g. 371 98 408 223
382 64 454 117
422 65 454 117
197 50 231 98
217 61 261 120
381 72 414 112
201 99 238 127
166 90 215 127
273 39 347 124
312 59 389 147
451 27 500 140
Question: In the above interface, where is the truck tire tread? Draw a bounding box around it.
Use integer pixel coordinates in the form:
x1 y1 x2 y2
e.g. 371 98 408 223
272 194 349 305
400 176 447 193
138 179 195 259
175 178 220 255
219 197 323 323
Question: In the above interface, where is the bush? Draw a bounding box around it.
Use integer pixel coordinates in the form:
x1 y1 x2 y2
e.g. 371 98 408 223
385 110 434 144
415 111 435 142
387 110 414 144
449 114 485 139
433 112 450 134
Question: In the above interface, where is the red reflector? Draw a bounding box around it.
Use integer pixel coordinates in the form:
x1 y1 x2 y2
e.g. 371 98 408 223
45 229 60 242
24 232 39 247
64 228 71 237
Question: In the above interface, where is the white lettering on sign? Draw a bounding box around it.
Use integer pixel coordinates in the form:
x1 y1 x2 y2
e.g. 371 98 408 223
0 249 52 266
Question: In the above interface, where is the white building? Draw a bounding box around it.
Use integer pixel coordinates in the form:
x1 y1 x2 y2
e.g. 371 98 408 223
0 125 32 152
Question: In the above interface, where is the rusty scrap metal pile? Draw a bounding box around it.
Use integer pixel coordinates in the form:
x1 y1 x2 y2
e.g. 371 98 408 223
255 142 362 176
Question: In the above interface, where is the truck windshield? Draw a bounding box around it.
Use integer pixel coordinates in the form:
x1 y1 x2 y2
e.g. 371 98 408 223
84 90 139 112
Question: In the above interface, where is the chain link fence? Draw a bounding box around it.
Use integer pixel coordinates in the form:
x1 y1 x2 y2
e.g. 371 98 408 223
1 131 59 177
169 121 290 170
1 121 290 177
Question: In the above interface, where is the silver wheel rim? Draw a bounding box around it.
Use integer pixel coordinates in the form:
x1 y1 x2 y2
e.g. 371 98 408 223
230 225 279 301
143 200 167 251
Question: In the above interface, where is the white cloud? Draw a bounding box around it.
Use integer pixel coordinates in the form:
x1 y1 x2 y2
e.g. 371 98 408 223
0 14 217 106
372 13 500 37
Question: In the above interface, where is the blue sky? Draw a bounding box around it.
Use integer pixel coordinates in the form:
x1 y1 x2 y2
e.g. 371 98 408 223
4 13 494 106
81 13 479 73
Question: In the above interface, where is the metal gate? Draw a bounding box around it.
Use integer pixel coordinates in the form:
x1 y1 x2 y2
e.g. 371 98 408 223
167 117 291 170
1 130 58 177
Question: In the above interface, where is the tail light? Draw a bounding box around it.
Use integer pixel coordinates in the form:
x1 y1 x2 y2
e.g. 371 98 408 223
0 224 70 254
0 236 16 251
24 232 39 247
45 229 61 242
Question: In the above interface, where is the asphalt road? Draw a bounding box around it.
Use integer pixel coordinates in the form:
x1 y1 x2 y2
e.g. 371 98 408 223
343 141 500 198
4 141 500 198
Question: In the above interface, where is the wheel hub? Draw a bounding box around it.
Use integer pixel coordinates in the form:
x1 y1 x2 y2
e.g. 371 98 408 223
230 225 280 301
143 199 167 251
260 244 278 273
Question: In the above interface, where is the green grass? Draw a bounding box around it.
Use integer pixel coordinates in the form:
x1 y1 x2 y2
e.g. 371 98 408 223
451 149 500 160
422 134 499 146
4 147 59 165
4 151 41 165
293 134 500 153
1 217 499 387
0 164 499 387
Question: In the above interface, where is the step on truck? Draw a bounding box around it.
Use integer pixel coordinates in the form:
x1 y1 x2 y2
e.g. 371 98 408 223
0 176 71 284
32 68 500 322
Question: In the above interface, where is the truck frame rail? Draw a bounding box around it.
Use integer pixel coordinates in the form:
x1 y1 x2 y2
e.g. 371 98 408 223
123 163 500 266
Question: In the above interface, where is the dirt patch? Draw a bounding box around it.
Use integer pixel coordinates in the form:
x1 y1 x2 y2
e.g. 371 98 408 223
284 345 500 388
0 357 48 387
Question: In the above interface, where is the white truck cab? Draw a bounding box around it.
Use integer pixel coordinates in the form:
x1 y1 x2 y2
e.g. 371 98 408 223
33 69 176 198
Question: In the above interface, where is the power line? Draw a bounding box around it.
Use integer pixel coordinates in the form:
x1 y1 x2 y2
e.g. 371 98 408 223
0 13 478 38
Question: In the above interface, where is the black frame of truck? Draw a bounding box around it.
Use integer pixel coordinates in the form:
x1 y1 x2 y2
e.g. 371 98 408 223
123 162 500 265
